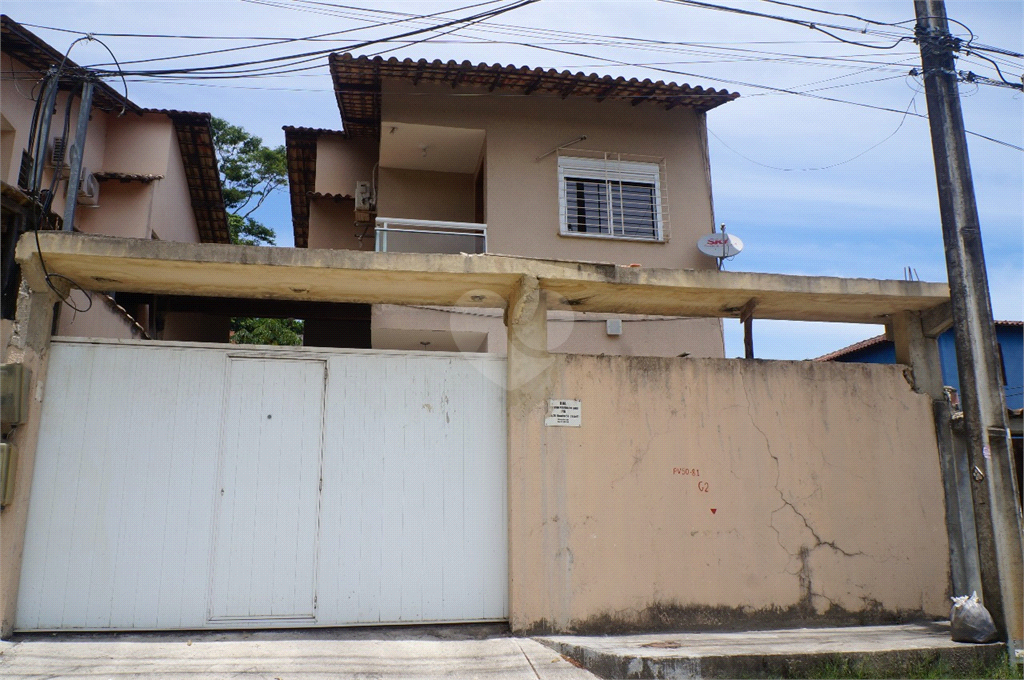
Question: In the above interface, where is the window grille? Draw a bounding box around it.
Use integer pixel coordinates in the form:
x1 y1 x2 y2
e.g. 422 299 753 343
557 153 668 242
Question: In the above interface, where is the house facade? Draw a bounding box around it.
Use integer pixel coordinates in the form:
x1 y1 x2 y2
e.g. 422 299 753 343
1 15 229 343
5 22 1011 640
286 54 737 356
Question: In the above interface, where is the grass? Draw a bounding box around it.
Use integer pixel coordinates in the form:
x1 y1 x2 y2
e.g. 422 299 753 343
799 652 1022 679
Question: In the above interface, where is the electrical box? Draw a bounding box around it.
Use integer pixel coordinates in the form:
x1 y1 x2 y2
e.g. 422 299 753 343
606 319 623 336
354 181 375 211
0 442 15 507
1 363 30 433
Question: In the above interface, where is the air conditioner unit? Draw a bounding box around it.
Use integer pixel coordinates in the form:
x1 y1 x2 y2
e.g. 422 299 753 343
48 137 67 167
77 170 100 206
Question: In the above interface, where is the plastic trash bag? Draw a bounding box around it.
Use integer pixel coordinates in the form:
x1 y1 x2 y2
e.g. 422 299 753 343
950 591 998 643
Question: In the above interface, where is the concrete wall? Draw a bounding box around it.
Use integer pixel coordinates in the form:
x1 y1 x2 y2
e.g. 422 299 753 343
508 353 950 632
380 80 719 270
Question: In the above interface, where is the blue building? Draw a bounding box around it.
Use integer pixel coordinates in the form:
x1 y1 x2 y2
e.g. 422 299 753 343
819 321 1022 503
817 321 1023 410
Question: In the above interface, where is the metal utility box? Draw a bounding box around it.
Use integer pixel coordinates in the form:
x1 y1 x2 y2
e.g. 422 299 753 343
1 363 30 433
0 442 15 507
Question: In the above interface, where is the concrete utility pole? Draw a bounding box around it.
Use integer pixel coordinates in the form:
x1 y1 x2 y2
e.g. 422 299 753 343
913 0 1024 655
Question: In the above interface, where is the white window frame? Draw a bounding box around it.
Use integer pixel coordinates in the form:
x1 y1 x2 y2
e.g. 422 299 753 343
558 155 665 242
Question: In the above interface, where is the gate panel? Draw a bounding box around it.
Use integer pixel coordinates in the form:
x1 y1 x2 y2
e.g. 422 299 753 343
17 341 226 630
208 358 325 622
17 340 507 631
316 353 508 625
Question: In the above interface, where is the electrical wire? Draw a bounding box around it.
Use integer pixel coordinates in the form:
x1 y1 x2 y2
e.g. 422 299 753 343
658 0 913 50
83 0 537 77
708 93 918 172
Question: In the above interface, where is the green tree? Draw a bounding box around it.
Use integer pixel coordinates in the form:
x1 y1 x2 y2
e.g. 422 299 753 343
211 117 302 345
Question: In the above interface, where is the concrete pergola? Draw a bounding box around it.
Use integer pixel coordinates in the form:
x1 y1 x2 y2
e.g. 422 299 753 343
15 232 950 324
4 232 968 637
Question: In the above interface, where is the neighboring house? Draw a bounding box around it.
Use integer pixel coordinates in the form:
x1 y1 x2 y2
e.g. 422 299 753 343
817 321 1024 504
0 15 229 342
816 320 1023 410
285 53 738 356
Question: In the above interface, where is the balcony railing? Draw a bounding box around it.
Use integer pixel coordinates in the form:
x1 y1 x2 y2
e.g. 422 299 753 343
375 217 487 255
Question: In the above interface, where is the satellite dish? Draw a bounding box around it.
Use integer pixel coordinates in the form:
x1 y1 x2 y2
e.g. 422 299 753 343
697 232 743 258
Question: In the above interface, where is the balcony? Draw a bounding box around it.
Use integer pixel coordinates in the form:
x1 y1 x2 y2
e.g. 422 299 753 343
375 217 487 255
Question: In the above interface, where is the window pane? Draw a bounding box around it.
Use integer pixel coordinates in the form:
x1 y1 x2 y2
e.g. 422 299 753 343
565 177 610 234
610 181 657 239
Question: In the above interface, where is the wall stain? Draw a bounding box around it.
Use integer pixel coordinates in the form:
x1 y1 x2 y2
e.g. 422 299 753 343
517 600 930 636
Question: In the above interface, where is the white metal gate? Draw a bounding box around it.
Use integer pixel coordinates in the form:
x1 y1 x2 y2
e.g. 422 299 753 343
16 339 507 631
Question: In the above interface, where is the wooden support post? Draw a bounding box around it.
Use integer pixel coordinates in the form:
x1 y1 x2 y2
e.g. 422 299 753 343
740 298 757 359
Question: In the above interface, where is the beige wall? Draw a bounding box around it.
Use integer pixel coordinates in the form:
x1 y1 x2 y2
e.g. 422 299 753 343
148 119 200 243
56 296 143 340
1 53 109 221
508 353 950 632
76 181 151 239
372 305 725 358
376 168 477 224
308 197 370 251
381 80 719 270
102 113 172 177
314 135 377 196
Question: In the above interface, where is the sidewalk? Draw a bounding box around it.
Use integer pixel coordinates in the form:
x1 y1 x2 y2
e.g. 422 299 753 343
538 621 1007 679
0 623 597 680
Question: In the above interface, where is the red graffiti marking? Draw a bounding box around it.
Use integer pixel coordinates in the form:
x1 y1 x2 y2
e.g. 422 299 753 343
711 508 717 514
672 467 700 477
697 481 709 493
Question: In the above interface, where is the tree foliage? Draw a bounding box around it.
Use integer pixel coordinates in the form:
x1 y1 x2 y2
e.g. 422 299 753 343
211 117 302 346
211 117 287 218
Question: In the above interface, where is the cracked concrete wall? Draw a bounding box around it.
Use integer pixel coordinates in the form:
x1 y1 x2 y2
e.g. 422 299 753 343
509 354 950 633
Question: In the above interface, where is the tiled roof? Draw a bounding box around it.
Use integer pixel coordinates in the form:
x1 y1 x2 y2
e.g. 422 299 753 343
282 125 348 137
815 320 1022 362
328 53 740 138
163 111 230 244
93 172 164 184
1 15 141 115
284 127 319 248
814 334 887 362
310 192 353 201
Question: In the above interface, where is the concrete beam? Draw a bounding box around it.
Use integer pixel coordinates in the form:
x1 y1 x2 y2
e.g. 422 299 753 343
17 233 950 324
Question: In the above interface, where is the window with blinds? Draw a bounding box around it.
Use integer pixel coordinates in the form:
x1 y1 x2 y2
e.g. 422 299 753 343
558 156 664 241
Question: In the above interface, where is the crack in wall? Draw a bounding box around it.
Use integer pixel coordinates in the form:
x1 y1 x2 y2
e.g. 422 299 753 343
738 369 867 569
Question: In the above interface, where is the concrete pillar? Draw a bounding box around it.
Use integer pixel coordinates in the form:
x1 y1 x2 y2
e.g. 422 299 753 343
1 287 57 638
504 275 556 632
890 310 982 600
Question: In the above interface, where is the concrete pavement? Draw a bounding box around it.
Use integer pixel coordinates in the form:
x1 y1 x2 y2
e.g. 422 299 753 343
0 624 597 680
1 621 1011 679
538 621 1007 678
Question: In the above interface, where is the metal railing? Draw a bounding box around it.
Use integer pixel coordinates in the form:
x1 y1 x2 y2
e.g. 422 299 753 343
375 217 487 255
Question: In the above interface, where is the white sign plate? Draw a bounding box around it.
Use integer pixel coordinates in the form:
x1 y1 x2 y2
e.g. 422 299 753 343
545 399 581 427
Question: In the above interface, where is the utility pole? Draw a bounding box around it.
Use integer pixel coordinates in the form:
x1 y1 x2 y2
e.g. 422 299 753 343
914 0 1023 656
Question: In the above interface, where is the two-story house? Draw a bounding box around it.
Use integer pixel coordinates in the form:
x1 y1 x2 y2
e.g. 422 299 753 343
1 15 229 345
286 53 738 356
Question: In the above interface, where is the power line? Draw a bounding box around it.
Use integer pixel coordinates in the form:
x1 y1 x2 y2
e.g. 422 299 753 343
708 93 919 172
79 0 539 77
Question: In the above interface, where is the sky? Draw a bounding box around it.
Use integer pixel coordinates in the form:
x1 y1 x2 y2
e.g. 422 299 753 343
3 0 1021 359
